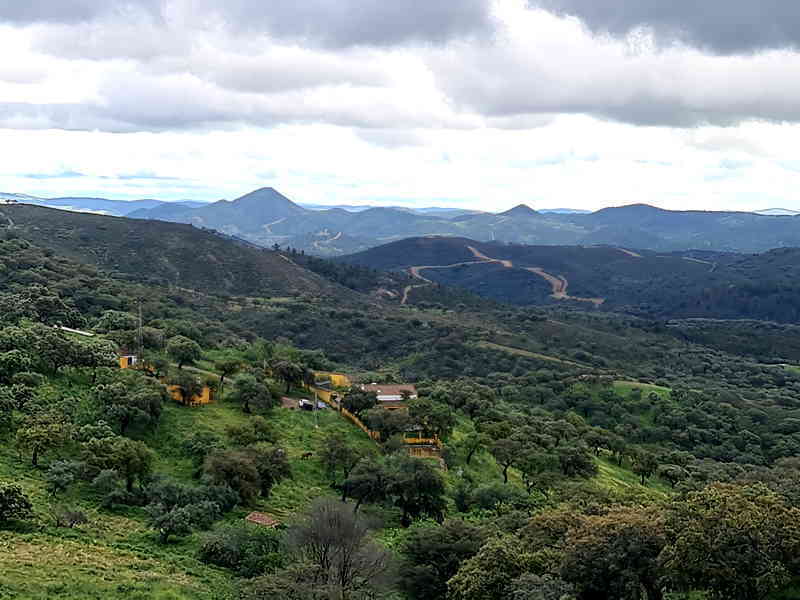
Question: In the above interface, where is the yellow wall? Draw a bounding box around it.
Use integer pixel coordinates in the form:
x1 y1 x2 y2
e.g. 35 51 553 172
168 384 214 405
314 371 351 388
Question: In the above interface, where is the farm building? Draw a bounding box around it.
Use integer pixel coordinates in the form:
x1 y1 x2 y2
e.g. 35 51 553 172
360 384 417 410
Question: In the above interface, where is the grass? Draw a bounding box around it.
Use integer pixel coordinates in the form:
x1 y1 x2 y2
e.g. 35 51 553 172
0 369 379 599
613 380 672 400
474 340 587 367
595 456 671 497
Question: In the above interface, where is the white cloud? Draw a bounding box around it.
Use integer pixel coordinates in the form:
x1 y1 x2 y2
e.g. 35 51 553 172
1 0 800 212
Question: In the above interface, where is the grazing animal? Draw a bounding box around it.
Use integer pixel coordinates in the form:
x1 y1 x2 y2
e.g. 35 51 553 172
301 451 313 460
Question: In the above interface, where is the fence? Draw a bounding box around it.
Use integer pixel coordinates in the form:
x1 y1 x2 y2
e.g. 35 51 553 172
307 384 381 442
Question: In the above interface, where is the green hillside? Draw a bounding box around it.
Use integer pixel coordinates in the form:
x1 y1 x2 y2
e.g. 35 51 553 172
3 208 800 600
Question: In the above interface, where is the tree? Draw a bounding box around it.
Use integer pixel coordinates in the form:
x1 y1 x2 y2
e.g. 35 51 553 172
199 522 283 577
561 506 666 600
343 457 389 511
226 416 277 447
15 415 72 467
399 519 487 600
510 574 576 600
320 435 365 485
183 430 224 468
286 498 395 599
363 407 411 441
147 500 220 543
632 450 660 486
448 535 532 600
408 397 456 439
95 377 166 434
70 338 118 383
661 483 800 600
460 430 490 465
518 451 561 495
168 370 203 405
110 437 155 493
228 373 275 414
166 335 202 369
0 349 31 383
657 464 688 489
0 481 33 524
491 436 524 484
557 445 598 479
342 388 378 417
203 449 261 505
386 454 446 526
45 460 83 496
241 565 329 600
270 359 305 393
214 357 241 395
245 444 291 498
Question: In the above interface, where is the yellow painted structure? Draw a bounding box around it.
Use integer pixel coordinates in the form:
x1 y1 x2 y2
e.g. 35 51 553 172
169 384 214 406
119 355 137 369
314 371 352 388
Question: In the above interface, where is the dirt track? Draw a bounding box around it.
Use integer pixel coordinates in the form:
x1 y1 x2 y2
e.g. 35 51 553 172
401 244 605 306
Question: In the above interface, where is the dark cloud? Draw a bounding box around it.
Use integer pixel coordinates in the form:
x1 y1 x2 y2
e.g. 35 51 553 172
0 0 161 24
535 0 800 54
211 0 492 47
1 0 493 47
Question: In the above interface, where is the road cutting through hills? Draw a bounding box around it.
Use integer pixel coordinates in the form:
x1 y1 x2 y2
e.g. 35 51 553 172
401 244 605 306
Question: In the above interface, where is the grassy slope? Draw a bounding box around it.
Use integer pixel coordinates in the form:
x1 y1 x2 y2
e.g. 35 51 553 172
0 372 375 600
1 365 669 599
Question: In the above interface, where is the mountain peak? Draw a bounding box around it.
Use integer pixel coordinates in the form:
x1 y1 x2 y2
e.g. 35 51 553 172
230 187 306 214
500 204 538 217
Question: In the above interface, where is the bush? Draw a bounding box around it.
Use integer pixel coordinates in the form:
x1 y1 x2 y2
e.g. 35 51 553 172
199 522 284 577
0 481 33 524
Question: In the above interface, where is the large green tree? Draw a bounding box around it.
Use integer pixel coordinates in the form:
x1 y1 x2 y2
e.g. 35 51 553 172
661 483 800 600
561 506 665 600
166 335 202 369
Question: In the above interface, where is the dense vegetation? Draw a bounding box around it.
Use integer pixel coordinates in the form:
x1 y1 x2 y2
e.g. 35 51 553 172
3 207 800 599
340 236 800 322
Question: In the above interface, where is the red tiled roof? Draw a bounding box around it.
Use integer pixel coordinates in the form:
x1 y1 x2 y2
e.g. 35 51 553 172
245 511 280 528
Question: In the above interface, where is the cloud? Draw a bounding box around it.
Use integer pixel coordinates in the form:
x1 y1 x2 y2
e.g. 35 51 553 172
2 0 494 48
21 170 86 179
0 1 161 24
427 7 800 127
534 0 800 55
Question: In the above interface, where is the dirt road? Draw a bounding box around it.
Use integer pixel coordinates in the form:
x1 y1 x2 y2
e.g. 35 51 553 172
401 244 605 306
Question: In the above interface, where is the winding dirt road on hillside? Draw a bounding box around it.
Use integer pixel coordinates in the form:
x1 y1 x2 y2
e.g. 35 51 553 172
400 244 605 306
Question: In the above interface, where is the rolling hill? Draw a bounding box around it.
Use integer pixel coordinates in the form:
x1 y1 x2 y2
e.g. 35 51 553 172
338 236 800 322
0 203 356 301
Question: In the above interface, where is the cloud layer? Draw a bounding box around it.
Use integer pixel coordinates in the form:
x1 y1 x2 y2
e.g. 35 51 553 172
1 0 800 211
535 0 800 54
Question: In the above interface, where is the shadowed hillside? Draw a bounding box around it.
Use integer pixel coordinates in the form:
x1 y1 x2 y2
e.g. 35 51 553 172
0 203 356 300
339 236 800 322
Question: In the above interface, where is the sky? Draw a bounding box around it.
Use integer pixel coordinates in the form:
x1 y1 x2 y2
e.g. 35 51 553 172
2 0 800 212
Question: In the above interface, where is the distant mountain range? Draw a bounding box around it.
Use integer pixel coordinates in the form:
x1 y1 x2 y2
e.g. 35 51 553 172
4 187 800 255
0 192 206 216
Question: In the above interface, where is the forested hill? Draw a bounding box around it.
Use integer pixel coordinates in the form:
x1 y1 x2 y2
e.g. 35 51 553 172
0 203 357 301
5 208 800 599
339 237 800 322
126 186 800 256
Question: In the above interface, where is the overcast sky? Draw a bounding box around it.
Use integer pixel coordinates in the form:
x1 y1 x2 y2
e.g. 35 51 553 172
2 0 800 211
